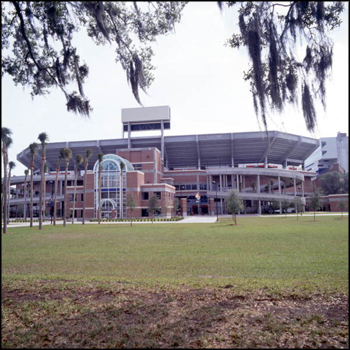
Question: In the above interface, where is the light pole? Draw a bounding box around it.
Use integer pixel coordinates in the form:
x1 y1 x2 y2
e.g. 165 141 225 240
212 180 219 222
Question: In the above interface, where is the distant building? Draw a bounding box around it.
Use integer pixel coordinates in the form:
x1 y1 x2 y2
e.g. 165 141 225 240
305 159 348 214
5 106 329 219
304 132 349 175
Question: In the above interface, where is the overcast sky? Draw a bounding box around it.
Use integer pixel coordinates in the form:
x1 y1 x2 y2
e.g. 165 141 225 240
2 2 349 176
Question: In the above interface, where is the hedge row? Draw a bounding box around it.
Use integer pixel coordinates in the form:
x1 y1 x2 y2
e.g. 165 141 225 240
9 217 185 223
9 219 39 223
89 217 184 222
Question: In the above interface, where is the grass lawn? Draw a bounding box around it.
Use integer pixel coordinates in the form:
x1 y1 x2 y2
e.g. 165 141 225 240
2 215 348 348
2 215 348 292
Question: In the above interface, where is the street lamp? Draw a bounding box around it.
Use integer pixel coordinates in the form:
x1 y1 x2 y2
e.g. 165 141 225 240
212 180 219 222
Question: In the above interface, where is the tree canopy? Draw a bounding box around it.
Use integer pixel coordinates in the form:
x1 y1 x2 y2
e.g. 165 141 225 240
2 1 186 116
224 1 344 132
2 2 344 132
224 189 244 224
319 171 348 195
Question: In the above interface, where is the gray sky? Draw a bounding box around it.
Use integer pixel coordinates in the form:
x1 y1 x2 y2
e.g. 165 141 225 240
2 2 349 176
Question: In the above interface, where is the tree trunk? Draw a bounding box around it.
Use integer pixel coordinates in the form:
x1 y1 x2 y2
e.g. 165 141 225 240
63 162 68 227
43 178 46 223
2 151 8 233
98 166 101 224
30 167 34 227
82 164 87 224
7 170 11 224
72 170 78 224
39 155 45 230
53 170 59 225
23 175 28 220
120 172 123 219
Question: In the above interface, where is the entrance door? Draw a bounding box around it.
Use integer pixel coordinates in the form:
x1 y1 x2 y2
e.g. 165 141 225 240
101 199 117 219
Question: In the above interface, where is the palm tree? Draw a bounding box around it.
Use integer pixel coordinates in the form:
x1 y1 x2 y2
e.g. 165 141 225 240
38 132 49 230
23 169 29 220
7 161 16 223
97 153 104 224
42 164 49 222
1 127 12 234
29 142 39 227
62 148 72 227
82 149 93 225
53 149 64 225
72 154 83 224
119 161 125 219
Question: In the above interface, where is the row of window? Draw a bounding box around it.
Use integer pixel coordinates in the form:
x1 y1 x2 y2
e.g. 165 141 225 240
142 191 161 200
123 122 170 132
66 180 84 187
174 183 207 191
70 194 84 202
141 191 175 201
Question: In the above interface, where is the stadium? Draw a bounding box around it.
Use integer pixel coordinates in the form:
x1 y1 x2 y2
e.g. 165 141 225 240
9 106 322 219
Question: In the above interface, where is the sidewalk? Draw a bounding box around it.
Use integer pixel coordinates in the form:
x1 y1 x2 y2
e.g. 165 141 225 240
7 216 218 227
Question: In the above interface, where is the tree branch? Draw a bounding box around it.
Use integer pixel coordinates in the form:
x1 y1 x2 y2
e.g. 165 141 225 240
11 1 68 98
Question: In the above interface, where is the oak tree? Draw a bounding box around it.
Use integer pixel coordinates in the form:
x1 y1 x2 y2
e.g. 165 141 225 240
2 2 344 132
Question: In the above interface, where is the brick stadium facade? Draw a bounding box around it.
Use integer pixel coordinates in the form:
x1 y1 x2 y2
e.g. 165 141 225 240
6 106 347 220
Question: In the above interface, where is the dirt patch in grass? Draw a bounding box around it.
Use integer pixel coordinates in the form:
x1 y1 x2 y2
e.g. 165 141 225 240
2 280 348 348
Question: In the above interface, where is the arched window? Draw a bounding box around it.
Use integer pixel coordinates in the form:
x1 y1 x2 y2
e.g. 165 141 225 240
93 154 134 219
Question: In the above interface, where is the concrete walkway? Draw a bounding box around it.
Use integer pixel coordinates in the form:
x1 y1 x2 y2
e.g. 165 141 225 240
179 216 218 223
7 216 218 227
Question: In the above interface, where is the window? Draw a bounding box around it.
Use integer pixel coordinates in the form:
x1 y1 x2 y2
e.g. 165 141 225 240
109 192 117 199
200 183 207 190
69 194 77 202
108 175 117 187
154 191 161 199
101 175 109 188
191 184 197 190
142 209 149 217
142 192 149 200
185 184 191 190
180 185 185 190
133 164 142 170
81 194 84 201
93 154 131 219
175 185 180 190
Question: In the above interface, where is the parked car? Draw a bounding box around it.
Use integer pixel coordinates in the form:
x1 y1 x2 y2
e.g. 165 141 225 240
274 208 295 214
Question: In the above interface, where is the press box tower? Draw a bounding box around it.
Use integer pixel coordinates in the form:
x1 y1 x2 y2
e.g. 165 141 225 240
121 105 171 159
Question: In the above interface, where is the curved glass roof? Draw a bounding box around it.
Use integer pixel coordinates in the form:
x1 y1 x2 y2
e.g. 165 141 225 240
93 154 134 172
